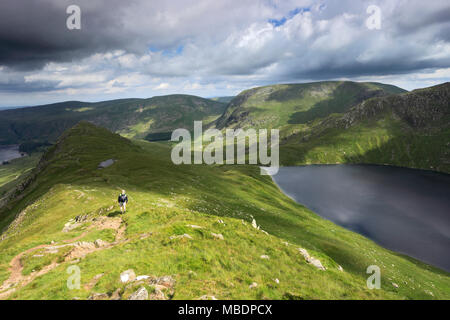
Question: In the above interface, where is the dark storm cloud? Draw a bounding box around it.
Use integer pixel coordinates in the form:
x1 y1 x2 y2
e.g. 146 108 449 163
0 0 150 70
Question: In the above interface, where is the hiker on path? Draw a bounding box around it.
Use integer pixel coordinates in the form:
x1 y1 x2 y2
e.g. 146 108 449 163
118 190 128 214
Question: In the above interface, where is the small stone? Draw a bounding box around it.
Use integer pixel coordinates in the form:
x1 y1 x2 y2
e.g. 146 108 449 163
136 275 150 281
298 248 310 260
274 278 280 284
392 282 399 288
188 270 197 279
120 269 136 283
298 248 325 270
211 233 224 240
156 275 176 288
88 293 109 300
186 224 203 229
170 234 193 240
94 239 108 248
199 295 218 300
310 258 326 271
249 282 258 289
260 255 270 260
110 288 122 300
149 287 166 300
128 287 149 300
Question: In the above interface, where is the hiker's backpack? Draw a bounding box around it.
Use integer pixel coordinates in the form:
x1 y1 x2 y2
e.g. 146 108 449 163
118 194 127 203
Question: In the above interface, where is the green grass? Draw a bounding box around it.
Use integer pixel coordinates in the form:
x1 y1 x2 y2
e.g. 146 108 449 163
0 122 448 300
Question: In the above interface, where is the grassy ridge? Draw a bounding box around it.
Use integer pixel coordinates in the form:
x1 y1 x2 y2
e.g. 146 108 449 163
0 122 448 299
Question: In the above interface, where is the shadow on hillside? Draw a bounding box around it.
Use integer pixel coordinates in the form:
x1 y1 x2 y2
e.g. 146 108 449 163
288 97 348 124
280 125 447 173
107 211 123 217
342 133 447 172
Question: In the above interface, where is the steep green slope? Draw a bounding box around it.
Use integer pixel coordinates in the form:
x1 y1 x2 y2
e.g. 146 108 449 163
0 95 226 145
215 81 405 134
281 83 450 173
0 122 448 300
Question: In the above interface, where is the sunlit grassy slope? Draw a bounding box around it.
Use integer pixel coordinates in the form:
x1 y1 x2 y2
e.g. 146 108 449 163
0 122 448 300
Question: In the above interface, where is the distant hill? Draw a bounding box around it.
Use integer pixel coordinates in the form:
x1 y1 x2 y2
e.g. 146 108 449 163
215 81 406 131
0 95 226 145
281 82 450 173
0 122 448 299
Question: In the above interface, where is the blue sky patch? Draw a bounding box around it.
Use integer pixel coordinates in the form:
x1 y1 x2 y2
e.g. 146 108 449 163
268 7 310 27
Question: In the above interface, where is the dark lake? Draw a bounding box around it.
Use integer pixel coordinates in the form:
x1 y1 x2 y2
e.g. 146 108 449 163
272 165 450 272
0 145 23 163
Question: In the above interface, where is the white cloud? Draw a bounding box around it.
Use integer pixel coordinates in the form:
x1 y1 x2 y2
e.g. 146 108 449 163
0 0 449 106
154 82 170 90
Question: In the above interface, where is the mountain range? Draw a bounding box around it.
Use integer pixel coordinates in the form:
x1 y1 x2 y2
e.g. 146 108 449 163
0 95 226 145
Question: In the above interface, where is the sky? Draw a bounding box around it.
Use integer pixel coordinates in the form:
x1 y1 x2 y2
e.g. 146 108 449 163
0 0 449 107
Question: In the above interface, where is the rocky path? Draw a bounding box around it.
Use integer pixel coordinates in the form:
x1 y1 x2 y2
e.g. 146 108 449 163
0 216 126 299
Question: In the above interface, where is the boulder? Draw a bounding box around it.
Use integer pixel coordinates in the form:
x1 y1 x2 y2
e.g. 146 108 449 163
120 269 136 283
154 275 175 288
128 287 148 300
309 258 326 271
98 159 115 169
298 248 326 270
